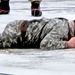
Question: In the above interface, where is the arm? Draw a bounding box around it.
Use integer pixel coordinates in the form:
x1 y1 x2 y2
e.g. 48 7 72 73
40 20 69 50
40 32 68 50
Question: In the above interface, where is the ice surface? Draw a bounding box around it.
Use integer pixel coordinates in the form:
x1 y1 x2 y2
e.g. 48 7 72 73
0 0 75 75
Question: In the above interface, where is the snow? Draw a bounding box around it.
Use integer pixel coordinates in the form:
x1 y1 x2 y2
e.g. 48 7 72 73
0 0 75 75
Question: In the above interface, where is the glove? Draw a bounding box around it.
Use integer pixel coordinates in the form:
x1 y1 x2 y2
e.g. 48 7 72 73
67 37 75 48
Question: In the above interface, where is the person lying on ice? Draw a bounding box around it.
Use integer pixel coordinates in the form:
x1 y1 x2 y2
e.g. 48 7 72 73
0 17 75 50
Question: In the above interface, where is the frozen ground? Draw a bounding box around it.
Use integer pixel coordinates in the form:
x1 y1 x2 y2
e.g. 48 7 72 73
1 49 75 75
0 0 75 75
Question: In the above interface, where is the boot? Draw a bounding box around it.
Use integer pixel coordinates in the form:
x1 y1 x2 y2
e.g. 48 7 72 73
0 2 1 13
0 0 10 14
31 1 42 17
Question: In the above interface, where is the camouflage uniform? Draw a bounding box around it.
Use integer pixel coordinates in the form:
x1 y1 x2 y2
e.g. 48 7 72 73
0 18 74 50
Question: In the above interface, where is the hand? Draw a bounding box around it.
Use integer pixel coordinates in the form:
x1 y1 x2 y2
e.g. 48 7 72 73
67 37 75 48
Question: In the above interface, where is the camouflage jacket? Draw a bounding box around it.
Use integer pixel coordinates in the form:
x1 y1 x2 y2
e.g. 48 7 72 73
0 18 74 50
